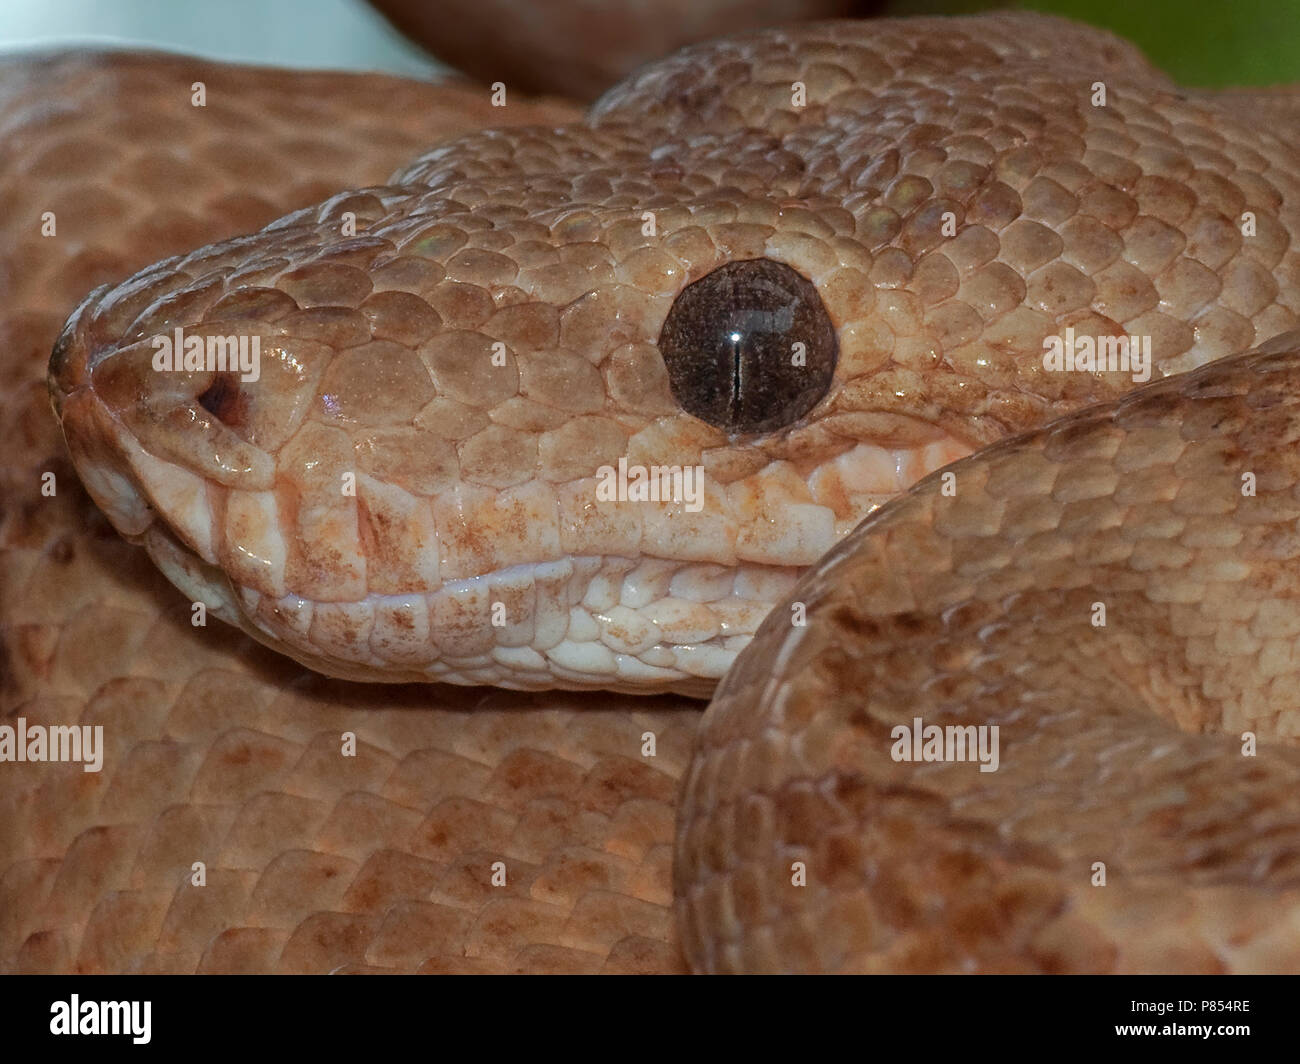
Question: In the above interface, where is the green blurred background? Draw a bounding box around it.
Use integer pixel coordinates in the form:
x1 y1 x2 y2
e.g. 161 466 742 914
889 0 1299 86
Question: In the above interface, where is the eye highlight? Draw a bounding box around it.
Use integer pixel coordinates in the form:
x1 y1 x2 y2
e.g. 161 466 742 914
658 258 837 435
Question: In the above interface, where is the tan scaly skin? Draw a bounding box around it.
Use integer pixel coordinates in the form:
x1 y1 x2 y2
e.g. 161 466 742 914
681 335 1300 973
10 12 1300 972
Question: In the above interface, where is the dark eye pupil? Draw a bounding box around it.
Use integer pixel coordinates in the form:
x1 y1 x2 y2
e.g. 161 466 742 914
658 258 837 435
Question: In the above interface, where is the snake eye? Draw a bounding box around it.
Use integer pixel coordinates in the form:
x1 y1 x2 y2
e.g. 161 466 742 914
658 258 837 435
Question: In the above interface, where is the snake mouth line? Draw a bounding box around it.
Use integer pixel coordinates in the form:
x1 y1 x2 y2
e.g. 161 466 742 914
138 514 799 695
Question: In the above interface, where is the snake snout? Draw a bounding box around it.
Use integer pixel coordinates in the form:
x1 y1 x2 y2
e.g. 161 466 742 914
48 287 158 539
47 276 304 574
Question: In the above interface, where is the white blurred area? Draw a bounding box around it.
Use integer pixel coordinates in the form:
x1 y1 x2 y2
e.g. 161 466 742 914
0 0 448 76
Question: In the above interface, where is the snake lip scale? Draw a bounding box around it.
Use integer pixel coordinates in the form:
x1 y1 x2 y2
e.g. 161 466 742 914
9 10 1300 973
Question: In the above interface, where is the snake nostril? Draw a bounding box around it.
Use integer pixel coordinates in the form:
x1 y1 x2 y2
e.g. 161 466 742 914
196 372 248 429
658 258 838 435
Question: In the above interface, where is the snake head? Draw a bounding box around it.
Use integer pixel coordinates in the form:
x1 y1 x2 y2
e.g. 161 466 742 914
48 14 1290 694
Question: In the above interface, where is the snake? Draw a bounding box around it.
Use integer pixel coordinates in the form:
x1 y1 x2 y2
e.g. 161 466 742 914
5 11 1300 973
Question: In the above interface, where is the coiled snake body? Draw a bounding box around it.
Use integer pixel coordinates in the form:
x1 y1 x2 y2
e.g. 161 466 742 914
5 12 1300 973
